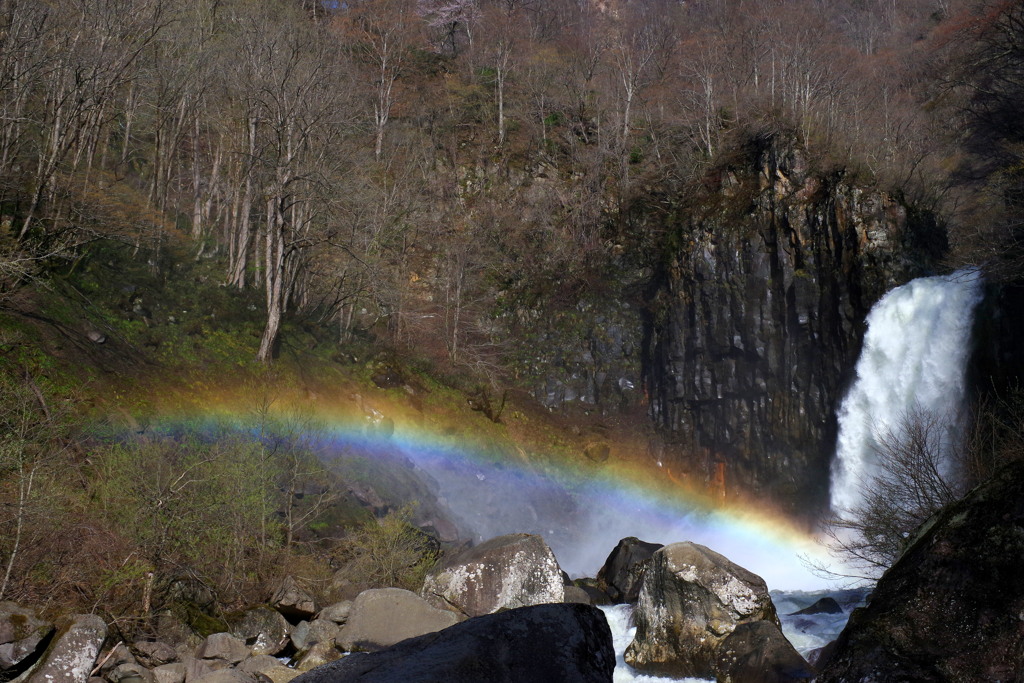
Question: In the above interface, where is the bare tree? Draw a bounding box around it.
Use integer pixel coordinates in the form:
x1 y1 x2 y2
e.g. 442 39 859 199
819 407 969 581
339 0 418 161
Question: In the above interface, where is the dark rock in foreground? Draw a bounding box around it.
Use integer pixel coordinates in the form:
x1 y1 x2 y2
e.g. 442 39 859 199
291 603 614 683
817 460 1024 682
596 537 663 604
715 621 815 683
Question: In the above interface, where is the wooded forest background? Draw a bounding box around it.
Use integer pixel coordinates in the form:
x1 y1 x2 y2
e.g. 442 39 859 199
2 0 1022 370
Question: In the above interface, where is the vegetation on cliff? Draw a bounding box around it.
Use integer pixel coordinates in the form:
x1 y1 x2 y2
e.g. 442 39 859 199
1 0 1023 638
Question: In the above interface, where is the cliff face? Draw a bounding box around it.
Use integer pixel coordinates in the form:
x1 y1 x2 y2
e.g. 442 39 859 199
641 135 941 511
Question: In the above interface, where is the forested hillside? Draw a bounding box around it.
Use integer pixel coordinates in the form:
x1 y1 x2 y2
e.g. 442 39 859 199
2 0 1021 367
1 0 1023 638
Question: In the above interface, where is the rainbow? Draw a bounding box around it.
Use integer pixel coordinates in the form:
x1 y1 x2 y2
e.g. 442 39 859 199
110 384 843 592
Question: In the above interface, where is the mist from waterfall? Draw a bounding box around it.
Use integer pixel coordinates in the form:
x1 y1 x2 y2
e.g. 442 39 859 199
830 270 984 516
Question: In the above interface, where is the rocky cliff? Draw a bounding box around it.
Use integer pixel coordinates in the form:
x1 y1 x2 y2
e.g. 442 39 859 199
816 459 1024 681
640 133 941 512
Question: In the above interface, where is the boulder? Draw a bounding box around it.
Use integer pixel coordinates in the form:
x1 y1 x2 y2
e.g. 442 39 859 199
182 655 216 683
28 614 107 683
790 597 842 616
96 643 136 678
291 603 614 683
336 588 460 652
152 663 187 683
151 612 201 651
714 621 814 683
421 533 564 618
0 602 53 673
817 460 1024 682
563 586 592 605
108 663 155 683
624 542 780 679
315 602 351 626
230 607 290 656
294 641 341 672
236 656 280 675
251 666 297 683
132 641 178 668
596 537 664 604
291 620 337 654
190 670 261 683
289 622 308 651
574 578 613 606
237 657 301 683
195 633 249 667
270 577 316 621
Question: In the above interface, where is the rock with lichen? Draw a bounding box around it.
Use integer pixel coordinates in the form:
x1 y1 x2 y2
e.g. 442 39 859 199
420 533 564 618
27 614 107 683
624 541 783 679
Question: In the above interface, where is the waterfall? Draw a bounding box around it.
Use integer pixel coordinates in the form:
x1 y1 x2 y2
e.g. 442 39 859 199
830 270 984 516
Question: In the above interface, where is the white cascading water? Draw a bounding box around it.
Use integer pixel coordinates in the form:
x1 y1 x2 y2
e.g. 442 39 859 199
830 270 984 516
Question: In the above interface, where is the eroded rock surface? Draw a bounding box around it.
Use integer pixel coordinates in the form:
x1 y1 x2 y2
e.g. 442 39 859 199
131 641 177 669
420 533 564 618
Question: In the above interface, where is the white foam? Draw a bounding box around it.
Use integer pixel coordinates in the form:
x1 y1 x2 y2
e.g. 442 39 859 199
830 270 984 515
600 604 713 683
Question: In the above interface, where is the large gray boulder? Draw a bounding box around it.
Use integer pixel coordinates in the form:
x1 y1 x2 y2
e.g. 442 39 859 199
624 542 780 679
817 460 1024 682
230 607 290 656
0 602 53 674
336 588 460 653
291 603 614 683
421 533 564 618
194 633 249 667
27 614 107 683
596 537 664 604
